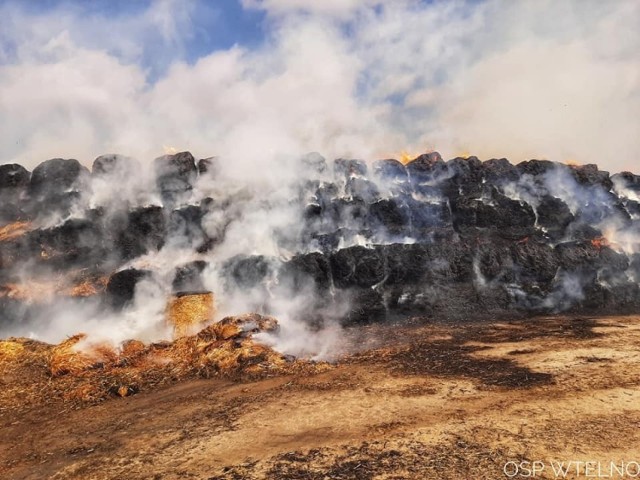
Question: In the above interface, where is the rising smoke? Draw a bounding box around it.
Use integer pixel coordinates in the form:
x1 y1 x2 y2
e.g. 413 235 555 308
0 0 638 171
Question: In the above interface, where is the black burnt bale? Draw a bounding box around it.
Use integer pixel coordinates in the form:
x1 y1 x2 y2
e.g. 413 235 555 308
369 198 410 235
172 260 208 293
383 243 430 285
334 158 368 180
423 242 475 283
281 252 332 292
372 159 408 183
573 191 631 226
314 182 340 208
34 218 104 268
345 177 381 203
197 157 220 176
554 241 602 272
309 232 341 252
516 159 560 177
29 158 89 197
328 197 369 229
92 154 138 177
510 241 559 286
154 151 197 204
450 188 536 235
340 287 387 324
0 164 30 189
330 245 386 288
482 158 519 185
443 156 484 197
536 195 574 236
569 164 612 190
406 152 447 184
222 255 275 289
612 172 640 194
105 268 152 309
474 244 515 283
301 152 328 175
623 199 640 217
115 206 166 260
167 205 208 249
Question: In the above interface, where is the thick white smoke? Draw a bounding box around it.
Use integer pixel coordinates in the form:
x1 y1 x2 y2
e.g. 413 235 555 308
0 0 638 171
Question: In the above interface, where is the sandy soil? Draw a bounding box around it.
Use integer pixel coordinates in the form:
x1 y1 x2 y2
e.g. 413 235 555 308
2 314 640 479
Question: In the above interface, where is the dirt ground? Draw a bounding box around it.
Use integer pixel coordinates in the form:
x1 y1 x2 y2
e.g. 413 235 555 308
1 314 640 479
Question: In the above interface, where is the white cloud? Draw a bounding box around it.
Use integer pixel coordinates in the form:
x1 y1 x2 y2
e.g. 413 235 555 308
0 0 638 173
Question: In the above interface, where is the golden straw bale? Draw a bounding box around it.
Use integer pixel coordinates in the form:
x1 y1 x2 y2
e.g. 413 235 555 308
167 292 215 338
0 340 24 362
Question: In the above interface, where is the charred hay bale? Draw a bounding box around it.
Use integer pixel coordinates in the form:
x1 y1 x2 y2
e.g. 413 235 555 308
334 158 367 179
569 164 612 190
330 245 386 288
565 223 603 242
301 152 328 175
197 157 220 176
33 219 104 269
482 158 519 185
0 198 27 224
573 193 631 226
280 252 332 292
422 242 475 283
535 195 574 236
105 268 152 309
154 151 197 205
115 206 166 260
382 243 429 284
339 287 386 325
372 159 408 182
369 198 410 235
328 197 369 230
612 172 640 194
555 241 600 271
405 151 447 184
450 189 535 235
474 244 515 283
172 260 208 293
622 199 640 217
0 164 30 189
167 205 208 249
345 177 381 203
29 158 89 198
405 198 451 232
222 255 276 289
443 156 483 197
167 292 215 338
91 154 138 177
516 159 560 177
314 182 340 206
510 241 559 285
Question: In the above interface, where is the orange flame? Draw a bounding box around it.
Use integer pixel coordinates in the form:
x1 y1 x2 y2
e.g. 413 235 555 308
591 237 609 250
